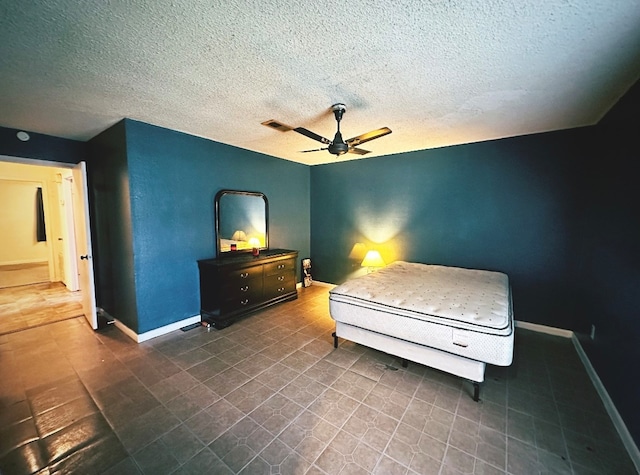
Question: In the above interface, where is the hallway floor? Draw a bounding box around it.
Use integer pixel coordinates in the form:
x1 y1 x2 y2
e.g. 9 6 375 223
0 282 83 335
0 285 636 474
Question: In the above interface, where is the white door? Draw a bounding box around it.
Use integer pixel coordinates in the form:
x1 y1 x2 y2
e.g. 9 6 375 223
72 162 97 329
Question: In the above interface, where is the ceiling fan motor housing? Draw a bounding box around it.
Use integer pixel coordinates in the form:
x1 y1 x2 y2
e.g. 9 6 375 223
328 132 349 155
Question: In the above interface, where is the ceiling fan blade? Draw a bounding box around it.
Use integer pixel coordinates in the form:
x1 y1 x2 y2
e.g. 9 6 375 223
294 127 331 145
300 147 328 153
346 127 392 146
348 147 371 155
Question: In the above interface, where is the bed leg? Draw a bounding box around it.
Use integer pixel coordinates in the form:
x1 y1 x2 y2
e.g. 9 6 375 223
472 382 480 402
332 332 338 348
401 359 408 368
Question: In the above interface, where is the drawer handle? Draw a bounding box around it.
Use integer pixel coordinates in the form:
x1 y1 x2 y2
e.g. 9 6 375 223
278 264 285 269
240 285 249 292
240 299 249 305
277 276 285 281
277 287 285 292
239 272 249 279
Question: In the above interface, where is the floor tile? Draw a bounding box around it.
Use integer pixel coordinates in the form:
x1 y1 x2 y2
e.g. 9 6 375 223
0 285 636 474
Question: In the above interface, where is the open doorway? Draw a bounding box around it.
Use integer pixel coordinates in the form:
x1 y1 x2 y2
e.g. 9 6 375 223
0 156 97 333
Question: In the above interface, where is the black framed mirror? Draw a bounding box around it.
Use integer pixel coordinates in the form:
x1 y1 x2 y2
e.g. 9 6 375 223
215 189 269 257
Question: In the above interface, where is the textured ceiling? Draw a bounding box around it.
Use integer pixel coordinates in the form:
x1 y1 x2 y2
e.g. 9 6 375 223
1 1 639 166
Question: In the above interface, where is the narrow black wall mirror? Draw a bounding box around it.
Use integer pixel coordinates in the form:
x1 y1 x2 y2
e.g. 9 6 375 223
215 190 269 257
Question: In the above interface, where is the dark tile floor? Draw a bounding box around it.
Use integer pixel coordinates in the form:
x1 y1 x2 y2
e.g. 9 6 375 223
0 285 636 474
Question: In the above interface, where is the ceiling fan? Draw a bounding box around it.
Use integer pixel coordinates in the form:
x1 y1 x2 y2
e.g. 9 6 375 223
262 103 392 156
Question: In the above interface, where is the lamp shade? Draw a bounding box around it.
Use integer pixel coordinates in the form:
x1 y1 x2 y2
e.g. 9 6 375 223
348 242 367 261
248 237 261 248
361 250 385 268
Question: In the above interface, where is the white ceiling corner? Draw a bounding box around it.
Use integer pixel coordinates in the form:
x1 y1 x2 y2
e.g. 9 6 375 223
0 0 639 165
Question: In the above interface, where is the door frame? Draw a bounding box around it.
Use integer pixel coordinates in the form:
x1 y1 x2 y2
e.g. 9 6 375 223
61 172 80 291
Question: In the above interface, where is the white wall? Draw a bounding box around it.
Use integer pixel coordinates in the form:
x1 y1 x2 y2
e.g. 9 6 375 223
0 179 49 264
0 161 66 281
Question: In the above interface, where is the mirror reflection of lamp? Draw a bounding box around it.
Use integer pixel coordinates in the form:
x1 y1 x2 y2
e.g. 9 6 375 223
249 237 261 256
361 250 385 273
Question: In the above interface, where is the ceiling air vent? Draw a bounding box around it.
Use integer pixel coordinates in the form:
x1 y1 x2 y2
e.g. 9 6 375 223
261 120 293 132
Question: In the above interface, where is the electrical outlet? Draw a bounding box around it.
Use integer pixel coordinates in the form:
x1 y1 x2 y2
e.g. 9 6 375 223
590 325 596 340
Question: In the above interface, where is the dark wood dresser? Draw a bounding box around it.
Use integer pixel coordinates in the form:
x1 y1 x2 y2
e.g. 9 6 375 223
198 249 298 329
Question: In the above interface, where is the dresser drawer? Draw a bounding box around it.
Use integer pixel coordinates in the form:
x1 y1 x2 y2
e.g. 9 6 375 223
220 290 262 314
264 272 296 299
224 265 263 282
222 274 262 298
264 258 296 276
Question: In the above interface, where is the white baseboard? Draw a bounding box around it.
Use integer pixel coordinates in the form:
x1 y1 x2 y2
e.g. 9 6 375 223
515 320 573 338
0 259 49 266
571 335 640 473
302 280 335 288
114 314 202 343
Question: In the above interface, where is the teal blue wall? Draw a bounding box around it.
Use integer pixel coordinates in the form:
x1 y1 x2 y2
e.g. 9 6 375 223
87 121 138 332
0 126 86 163
122 120 310 333
310 129 588 330
572 83 640 447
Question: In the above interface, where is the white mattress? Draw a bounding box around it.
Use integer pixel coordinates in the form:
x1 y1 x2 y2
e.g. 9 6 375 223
329 261 514 366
